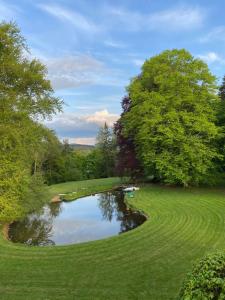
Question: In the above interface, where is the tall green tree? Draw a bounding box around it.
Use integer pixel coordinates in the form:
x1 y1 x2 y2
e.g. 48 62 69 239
121 49 220 186
0 22 63 221
96 123 116 178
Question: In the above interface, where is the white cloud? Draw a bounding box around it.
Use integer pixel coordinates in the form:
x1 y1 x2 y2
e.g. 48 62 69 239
106 5 204 32
104 40 126 48
132 59 144 67
84 109 119 127
68 137 96 145
38 4 98 34
47 109 119 129
30 52 126 89
197 52 225 64
42 55 104 90
200 26 225 43
149 6 203 30
45 110 119 142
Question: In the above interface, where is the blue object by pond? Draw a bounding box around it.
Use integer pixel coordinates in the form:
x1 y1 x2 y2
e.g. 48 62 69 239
127 191 134 198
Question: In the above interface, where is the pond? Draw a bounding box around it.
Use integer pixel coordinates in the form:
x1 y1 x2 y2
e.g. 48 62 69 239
8 191 146 246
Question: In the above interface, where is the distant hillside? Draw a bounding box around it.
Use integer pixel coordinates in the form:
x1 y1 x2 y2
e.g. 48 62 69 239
70 143 95 151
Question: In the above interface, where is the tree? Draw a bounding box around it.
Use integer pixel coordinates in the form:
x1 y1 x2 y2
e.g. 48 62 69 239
39 129 64 184
0 22 63 221
120 49 220 186
96 123 116 178
83 149 102 179
59 144 86 183
43 138 92 184
114 96 143 179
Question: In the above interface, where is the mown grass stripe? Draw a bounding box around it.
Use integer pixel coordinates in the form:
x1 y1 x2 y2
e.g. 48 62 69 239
1 179 225 299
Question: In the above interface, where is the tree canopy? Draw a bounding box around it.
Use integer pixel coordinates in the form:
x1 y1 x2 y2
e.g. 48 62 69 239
114 96 143 179
118 49 220 186
0 22 63 221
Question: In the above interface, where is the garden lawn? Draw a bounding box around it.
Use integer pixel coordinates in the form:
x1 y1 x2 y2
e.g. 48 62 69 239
1 179 225 299
48 177 124 200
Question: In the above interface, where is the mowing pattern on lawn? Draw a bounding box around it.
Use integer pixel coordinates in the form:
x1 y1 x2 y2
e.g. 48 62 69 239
1 180 225 299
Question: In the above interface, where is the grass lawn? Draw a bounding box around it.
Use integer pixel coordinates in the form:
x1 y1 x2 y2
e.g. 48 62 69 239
1 179 225 299
48 177 125 201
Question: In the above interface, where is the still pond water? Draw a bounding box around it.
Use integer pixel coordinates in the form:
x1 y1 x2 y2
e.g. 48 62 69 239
9 191 146 246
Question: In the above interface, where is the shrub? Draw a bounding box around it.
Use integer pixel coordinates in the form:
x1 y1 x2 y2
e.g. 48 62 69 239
179 252 225 299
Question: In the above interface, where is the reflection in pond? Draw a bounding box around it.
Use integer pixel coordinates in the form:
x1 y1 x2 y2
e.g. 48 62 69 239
98 192 146 233
9 191 146 246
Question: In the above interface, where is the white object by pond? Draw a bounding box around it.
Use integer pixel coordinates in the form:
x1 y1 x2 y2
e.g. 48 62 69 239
123 186 140 192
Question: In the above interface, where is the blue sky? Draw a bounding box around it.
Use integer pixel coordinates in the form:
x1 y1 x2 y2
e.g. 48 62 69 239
1 0 225 144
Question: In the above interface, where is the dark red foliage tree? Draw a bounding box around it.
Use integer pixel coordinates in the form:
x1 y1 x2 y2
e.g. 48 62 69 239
114 96 143 180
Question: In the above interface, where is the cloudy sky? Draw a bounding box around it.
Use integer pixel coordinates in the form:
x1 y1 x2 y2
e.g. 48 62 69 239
1 0 225 144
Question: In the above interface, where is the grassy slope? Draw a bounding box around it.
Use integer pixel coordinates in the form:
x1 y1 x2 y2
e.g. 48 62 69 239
1 180 225 299
48 177 124 200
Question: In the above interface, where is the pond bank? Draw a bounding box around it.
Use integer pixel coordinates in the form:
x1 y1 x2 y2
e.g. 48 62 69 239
49 177 127 202
51 195 61 203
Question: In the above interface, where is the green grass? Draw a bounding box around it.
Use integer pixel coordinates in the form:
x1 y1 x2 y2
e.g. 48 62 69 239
1 180 225 299
48 177 125 200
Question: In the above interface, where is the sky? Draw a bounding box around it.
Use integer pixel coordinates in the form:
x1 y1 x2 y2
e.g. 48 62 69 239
1 0 225 144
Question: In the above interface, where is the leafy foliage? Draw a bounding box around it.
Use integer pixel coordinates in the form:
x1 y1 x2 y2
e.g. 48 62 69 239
179 252 225 300
42 127 117 185
114 96 143 179
43 139 88 184
0 22 62 221
120 49 220 186
95 123 116 178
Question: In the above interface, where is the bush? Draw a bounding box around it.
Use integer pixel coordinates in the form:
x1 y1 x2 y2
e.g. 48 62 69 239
179 252 225 300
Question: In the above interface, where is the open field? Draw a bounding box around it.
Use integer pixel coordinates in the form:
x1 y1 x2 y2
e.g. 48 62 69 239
1 179 225 299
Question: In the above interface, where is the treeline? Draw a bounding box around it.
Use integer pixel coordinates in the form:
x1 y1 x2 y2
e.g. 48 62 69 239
43 123 116 185
114 49 225 187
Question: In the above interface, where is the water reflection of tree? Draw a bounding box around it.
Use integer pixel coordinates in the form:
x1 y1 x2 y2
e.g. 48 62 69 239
9 202 62 246
97 192 118 221
49 202 62 218
97 192 146 233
